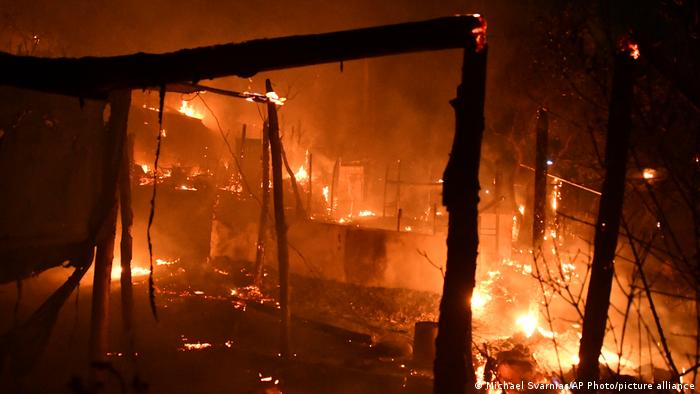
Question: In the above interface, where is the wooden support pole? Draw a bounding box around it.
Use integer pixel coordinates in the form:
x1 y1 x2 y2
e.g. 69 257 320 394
266 79 291 358
397 208 403 232
254 123 271 287
434 42 487 394
118 96 136 373
576 50 637 391
89 89 131 391
533 107 548 251
307 153 313 215
240 123 247 161
89 206 117 392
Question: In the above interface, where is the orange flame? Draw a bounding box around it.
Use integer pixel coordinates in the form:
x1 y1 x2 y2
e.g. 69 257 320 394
178 100 204 119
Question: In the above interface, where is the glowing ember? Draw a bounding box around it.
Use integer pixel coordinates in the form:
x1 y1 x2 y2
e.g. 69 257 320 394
642 168 656 180
518 205 525 215
357 210 376 217
214 268 230 276
140 164 150 173
628 43 640 60
178 100 204 120
180 342 212 351
177 184 198 191
156 258 178 266
471 16 487 52
550 181 561 211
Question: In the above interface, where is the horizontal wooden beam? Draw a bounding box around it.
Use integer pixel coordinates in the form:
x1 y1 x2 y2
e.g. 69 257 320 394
0 15 481 98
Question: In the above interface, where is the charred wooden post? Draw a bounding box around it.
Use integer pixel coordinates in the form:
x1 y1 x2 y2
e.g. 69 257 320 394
240 124 247 161
433 29 487 394
533 107 548 251
576 48 637 391
266 79 291 358
89 89 131 391
397 208 403 232
307 153 313 214
118 106 136 370
89 207 118 391
254 123 271 287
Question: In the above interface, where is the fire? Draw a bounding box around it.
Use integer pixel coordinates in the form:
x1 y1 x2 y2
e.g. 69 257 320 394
628 43 640 60
471 15 487 52
322 186 330 205
470 288 491 311
140 164 150 173
516 312 539 337
550 181 561 211
642 168 656 180
357 210 376 217
110 265 151 281
265 91 286 106
177 184 198 191
156 258 178 266
178 100 204 120
294 165 309 183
